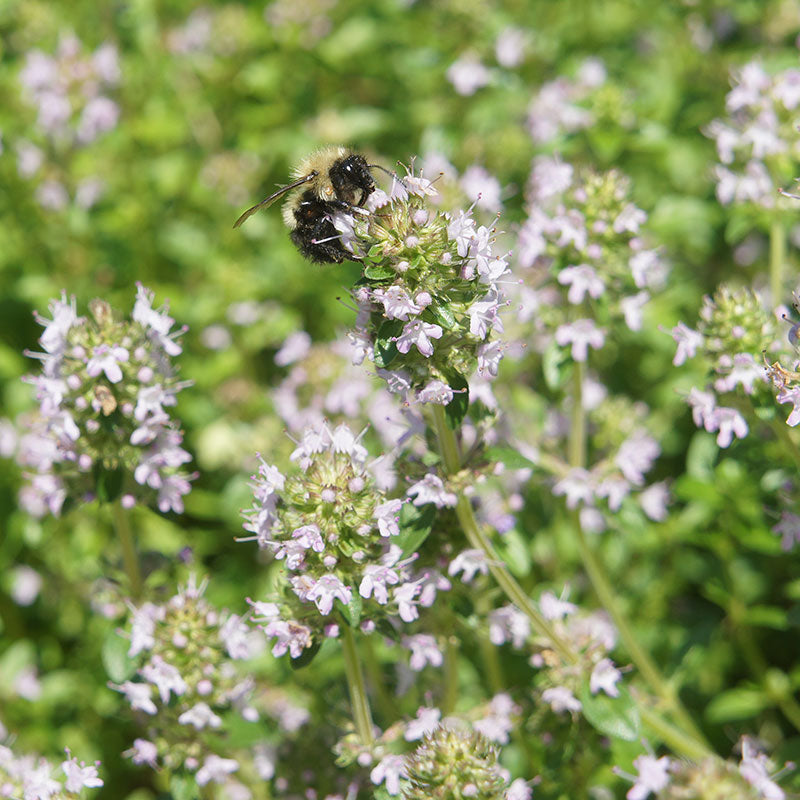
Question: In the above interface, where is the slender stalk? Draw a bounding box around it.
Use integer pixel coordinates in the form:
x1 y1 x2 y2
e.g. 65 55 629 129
443 634 460 714
566 363 711 750
341 625 374 747
770 218 786 306
362 636 395 723
431 405 576 663
112 500 142 600
638 706 712 763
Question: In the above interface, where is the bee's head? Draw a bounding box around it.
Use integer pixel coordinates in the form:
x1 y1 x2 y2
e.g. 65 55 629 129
330 154 376 206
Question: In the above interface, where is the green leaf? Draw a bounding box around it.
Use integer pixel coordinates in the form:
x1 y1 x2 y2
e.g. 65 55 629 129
373 319 404 369
290 641 322 670
102 630 136 683
364 264 396 281
485 446 536 470
95 466 124 504
429 303 457 330
705 687 770 722
169 774 197 800
493 529 531 577
577 684 640 742
543 340 567 389
444 371 469 429
396 502 436 559
741 605 789 630
337 590 362 628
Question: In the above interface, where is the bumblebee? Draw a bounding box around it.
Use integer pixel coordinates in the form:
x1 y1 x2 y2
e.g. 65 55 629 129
233 146 377 264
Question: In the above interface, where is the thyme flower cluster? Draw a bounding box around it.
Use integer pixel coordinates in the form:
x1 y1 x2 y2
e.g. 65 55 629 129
518 158 667 358
0 742 103 798
706 61 800 207
672 285 785 446
115 577 270 792
243 423 450 659
338 167 509 403
18 285 193 516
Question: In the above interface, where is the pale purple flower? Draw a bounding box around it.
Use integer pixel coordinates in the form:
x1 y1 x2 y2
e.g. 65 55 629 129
460 165 502 213
178 702 222 730
395 320 443 357
739 737 785 799
629 249 664 289
539 591 577 620
590 658 622 697
360 562 401 605
447 209 478 256
36 180 69 211
621 292 649 331
626 755 672 800
446 55 491 96
219 613 252 659
417 569 452 607
418 379 454 405
558 264 605 304
274 331 311 366
374 498 402 537
405 706 442 741
371 754 407 796
262 619 312 658
85 344 129 383
302 574 351 616
528 156 573 202
10 565 42 606
76 96 120 142
115 680 157 714
394 580 422 622
374 285 424 321
140 655 187 703
477 340 504 378
555 319 605 361
616 430 659 485
775 383 800 426
196 755 239 786
714 352 764 395
713 406 749 447
552 468 593 509
542 686 582 714
773 511 800 551
126 739 158 767
613 203 647 234
488 605 530 648
407 473 457 508
128 602 160 656
132 283 183 356
448 549 489 583
469 287 504 339
506 778 533 800
23 760 61 798
687 387 717 430
474 693 517 744
402 633 444 670
639 482 669 522
495 27 526 68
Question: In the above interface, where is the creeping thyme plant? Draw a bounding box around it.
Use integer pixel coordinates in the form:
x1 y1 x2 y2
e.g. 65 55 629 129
9 7 800 798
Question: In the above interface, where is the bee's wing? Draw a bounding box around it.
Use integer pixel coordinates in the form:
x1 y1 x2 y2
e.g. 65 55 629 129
232 171 319 229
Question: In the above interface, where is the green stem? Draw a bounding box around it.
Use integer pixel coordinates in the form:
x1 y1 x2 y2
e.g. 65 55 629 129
341 625 374 747
112 501 142 600
362 637 395 724
566 364 711 751
431 405 576 664
770 218 786 306
443 634 460 714
638 706 712 762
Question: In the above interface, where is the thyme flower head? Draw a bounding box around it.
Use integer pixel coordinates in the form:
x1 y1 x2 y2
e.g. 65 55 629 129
17 285 194 516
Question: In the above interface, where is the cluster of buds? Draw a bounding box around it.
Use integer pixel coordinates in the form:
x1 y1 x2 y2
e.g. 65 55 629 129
517 158 667 360
400 724 510 800
617 737 786 800
706 61 800 208
17 285 193 517
242 423 451 659
671 284 794 445
0 741 102 798
114 577 276 793
339 165 508 404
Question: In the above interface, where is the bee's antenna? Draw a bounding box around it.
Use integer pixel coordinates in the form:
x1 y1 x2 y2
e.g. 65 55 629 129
367 164 398 179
